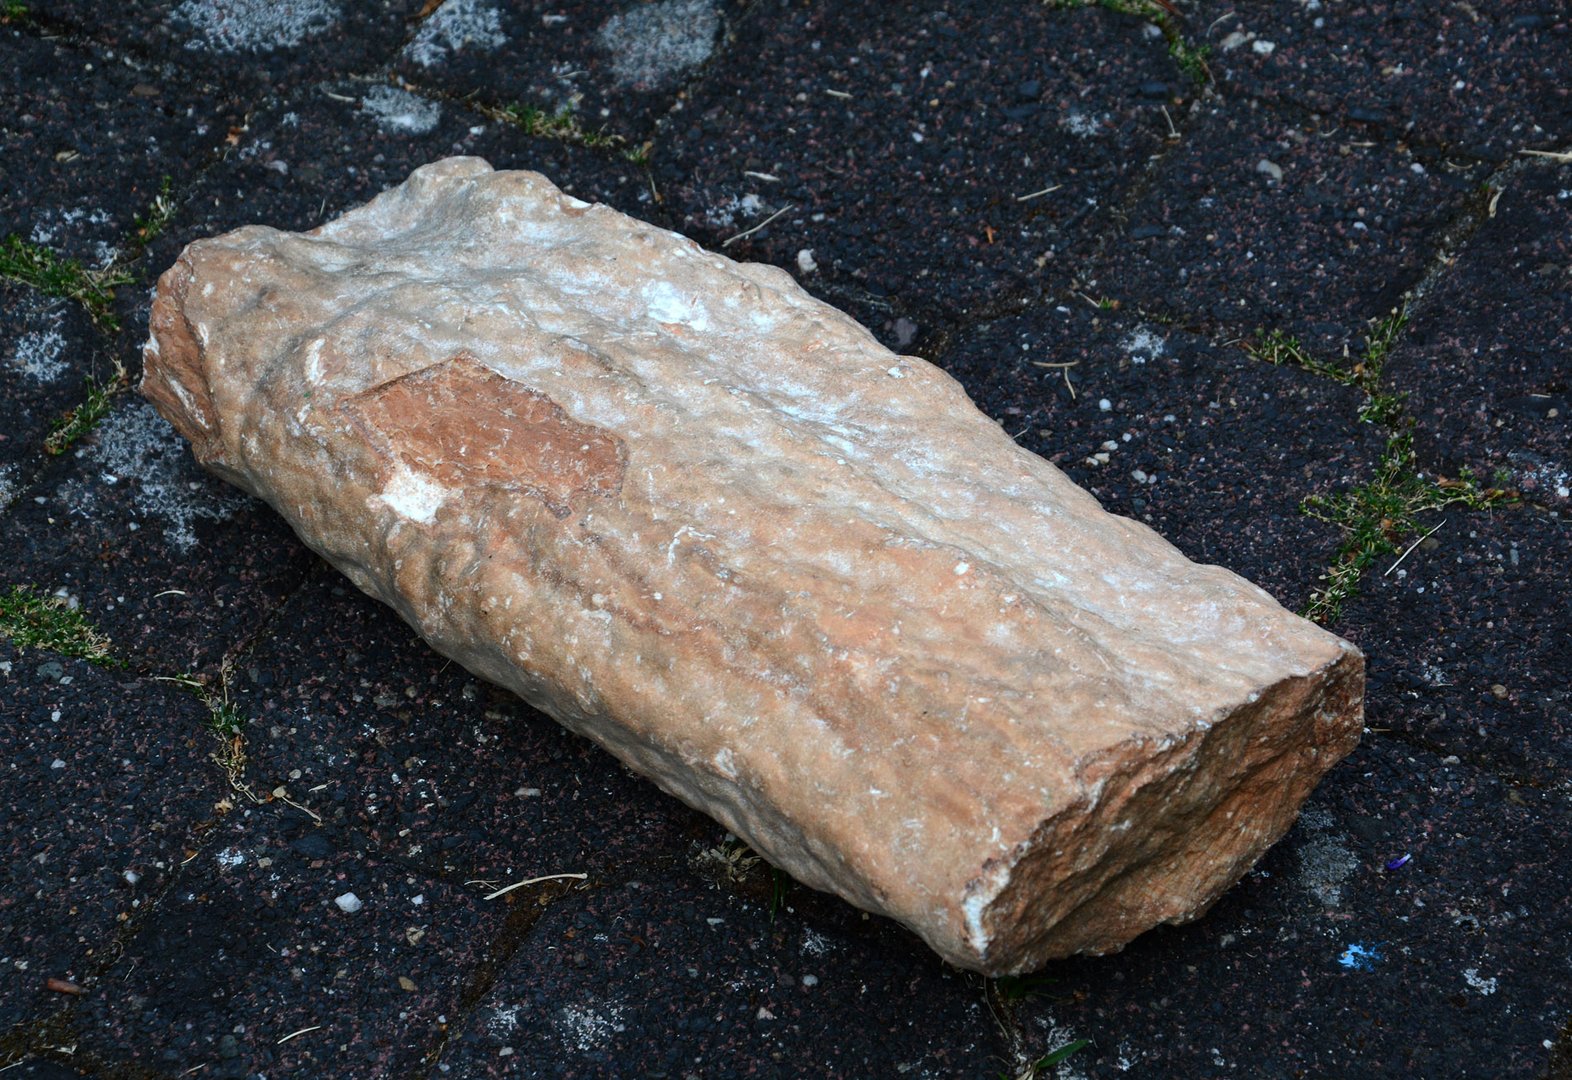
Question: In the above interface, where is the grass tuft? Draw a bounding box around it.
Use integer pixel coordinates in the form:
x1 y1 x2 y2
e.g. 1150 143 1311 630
1298 431 1502 623
1247 306 1514 623
497 103 626 151
1045 0 1210 85
207 699 246 738
133 175 178 244
44 359 127 456
0 585 118 666
0 235 133 332
1028 1039 1092 1073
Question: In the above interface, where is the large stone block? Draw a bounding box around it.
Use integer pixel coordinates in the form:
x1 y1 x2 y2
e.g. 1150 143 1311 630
140 158 1363 974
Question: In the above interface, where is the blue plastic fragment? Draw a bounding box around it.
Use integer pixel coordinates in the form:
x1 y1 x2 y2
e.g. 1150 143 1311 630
1338 943 1381 971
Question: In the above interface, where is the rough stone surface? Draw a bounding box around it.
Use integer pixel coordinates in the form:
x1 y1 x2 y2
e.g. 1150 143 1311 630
1193 0 1570 162
1384 158 1571 507
140 158 1364 974
0 284 101 500
935 302 1382 609
431 865 1001 1079
0 644 220 1035
0 397 314 676
653 1 1186 330
75 802 513 1079
235 574 710 881
0 26 244 268
1014 738 1572 1078
1089 100 1489 354
28 0 426 91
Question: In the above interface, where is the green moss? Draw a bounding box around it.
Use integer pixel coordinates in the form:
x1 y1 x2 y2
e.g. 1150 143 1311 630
1247 307 1514 623
1168 38 1212 86
0 235 132 332
497 103 625 151
1044 0 1210 85
0 585 118 666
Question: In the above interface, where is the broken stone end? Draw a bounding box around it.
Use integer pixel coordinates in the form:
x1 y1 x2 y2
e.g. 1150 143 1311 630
957 639 1363 976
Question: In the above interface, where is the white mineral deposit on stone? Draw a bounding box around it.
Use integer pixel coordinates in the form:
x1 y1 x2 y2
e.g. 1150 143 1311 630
403 0 505 68
141 158 1365 974
9 322 68 383
172 0 339 53
598 0 720 88
360 85 444 136
65 400 246 552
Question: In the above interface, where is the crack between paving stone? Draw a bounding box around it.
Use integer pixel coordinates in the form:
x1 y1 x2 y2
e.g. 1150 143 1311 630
1072 88 1514 343
1365 726 1555 795
420 875 602 1074
1207 73 1555 171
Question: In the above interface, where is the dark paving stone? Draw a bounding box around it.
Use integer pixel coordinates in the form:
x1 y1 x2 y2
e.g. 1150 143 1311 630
30 0 424 92
1011 738 1570 1079
234 574 711 885
0 396 314 675
1386 158 1571 508
0 643 220 1035
935 302 1381 609
0 26 245 268
397 0 748 142
116 76 660 377
654 0 1186 340
0 283 103 502
1333 504 1570 788
74 800 517 1080
1194 0 1571 161
1089 98 1490 354
0 1061 93 1079
430 863 1004 1079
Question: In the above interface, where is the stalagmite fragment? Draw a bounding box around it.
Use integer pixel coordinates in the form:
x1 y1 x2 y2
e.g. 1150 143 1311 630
140 158 1363 974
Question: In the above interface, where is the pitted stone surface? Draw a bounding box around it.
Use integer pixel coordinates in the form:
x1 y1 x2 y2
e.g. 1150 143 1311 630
141 157 1363 974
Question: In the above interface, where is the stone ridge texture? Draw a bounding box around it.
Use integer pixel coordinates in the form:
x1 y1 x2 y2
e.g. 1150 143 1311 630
139 158 1364 974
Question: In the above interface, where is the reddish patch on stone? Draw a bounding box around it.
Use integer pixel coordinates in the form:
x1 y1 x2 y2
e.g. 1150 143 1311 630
343 354 626 518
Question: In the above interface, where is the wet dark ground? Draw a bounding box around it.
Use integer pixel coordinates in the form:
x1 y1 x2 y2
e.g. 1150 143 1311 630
1 2 1567 1077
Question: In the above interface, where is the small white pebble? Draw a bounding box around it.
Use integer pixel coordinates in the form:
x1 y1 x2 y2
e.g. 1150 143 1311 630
1131 469 1148 483
1252 39 1276 55
797 248 818 273
335 892 363 914
51 759 66 770
1098 398 1112 412
124 870 141 885
411 893 425 906
801 974 819 987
